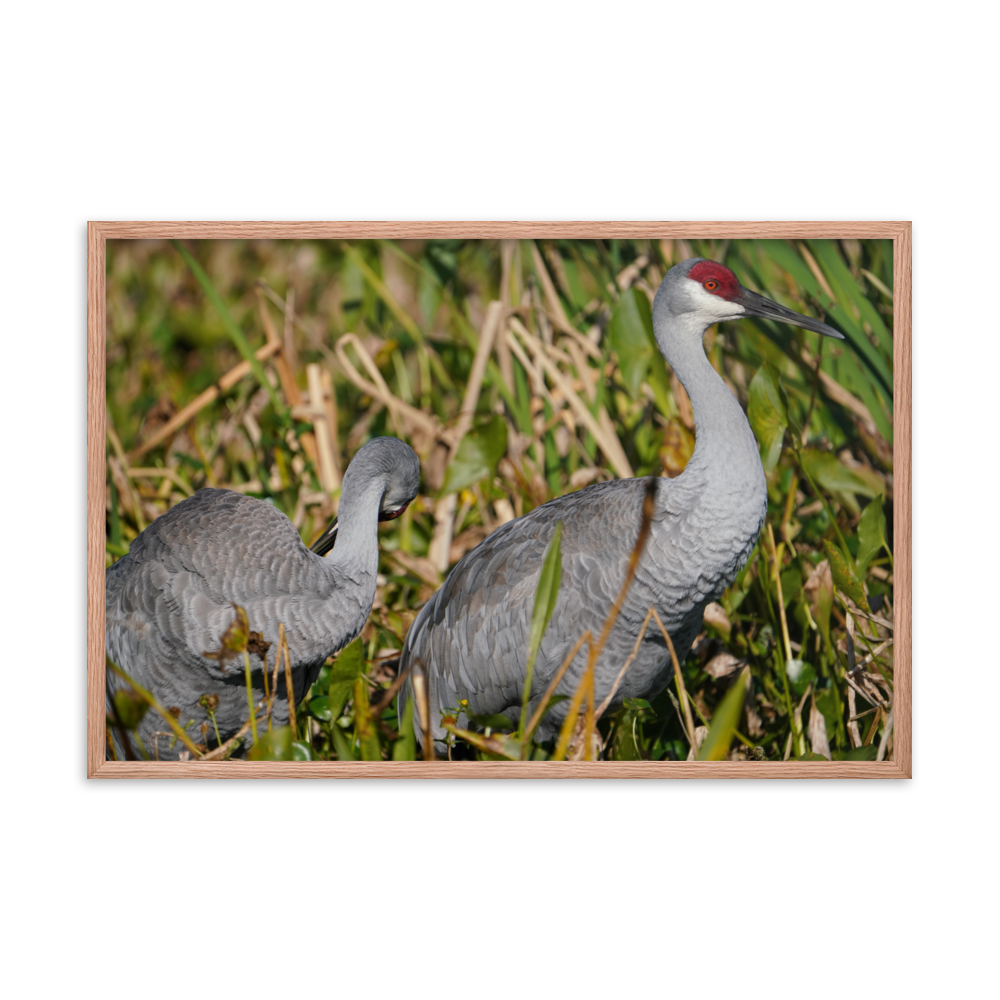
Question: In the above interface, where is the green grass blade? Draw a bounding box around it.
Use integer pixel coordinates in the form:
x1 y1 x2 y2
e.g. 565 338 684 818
393 698 416 761
696 667 749 761
806 240 893 394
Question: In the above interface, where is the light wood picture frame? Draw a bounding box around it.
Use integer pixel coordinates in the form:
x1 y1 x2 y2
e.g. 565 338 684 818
88 221 911 779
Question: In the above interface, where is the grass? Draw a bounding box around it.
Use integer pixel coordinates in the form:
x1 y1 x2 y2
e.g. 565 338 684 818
105 235 895 763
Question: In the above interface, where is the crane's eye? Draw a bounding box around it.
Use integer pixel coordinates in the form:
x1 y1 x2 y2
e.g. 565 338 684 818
704 280 718 291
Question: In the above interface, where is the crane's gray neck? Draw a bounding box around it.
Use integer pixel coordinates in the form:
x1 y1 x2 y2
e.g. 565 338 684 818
655 313 761 485
325 472 387 587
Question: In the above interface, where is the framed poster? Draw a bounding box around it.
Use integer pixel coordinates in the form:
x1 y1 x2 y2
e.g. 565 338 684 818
87 222 912 777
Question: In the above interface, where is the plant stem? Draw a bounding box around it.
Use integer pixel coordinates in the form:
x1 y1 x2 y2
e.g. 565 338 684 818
244 651 258 746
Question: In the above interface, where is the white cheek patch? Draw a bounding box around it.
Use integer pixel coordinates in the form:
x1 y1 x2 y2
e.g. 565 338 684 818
688 280 745 321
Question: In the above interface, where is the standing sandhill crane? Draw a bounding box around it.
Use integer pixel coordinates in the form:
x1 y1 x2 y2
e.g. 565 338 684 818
400 259 844 751
106 436 420 760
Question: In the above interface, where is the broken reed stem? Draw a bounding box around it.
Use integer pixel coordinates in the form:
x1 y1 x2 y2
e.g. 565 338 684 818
334 333 439 439
428 301 503 573
553 479 657 761
876 707 894 761
453 300 503 446
863 705 882 746
126 467 194 496
320 367 341 485
199 713 258 761
306 362 340 493
105 658 204 758
508 316 633 479
846 686 862 748
650 608 697 751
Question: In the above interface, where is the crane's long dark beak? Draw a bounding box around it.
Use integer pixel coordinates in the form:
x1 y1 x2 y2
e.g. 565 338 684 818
738 288 844 339
309 518 338 557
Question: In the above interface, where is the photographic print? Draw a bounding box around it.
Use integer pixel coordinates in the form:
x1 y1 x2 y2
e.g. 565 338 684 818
89 224 910 776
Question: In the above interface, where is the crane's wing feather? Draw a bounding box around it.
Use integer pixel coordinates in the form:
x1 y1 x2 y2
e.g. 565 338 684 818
404 478 680 732
105 489 358 755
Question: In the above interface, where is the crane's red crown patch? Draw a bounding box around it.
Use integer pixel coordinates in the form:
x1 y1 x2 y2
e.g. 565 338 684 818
687 261 741 301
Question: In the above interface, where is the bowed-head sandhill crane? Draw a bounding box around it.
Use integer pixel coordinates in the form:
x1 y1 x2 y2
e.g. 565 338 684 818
106 436 420 759
400 259 844 752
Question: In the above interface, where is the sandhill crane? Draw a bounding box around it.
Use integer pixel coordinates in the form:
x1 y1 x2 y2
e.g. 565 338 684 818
400 259 844 752
106 436 420 759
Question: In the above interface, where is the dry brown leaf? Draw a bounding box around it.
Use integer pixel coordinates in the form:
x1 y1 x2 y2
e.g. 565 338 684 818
387 550 441 588
685 725 710 761
808 696 832 759
569 467 603 490
703 602 731 637
704 652 742 680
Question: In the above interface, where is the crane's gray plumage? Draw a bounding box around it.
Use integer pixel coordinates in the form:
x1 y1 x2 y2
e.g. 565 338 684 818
400 259 844 749
106 436 419 759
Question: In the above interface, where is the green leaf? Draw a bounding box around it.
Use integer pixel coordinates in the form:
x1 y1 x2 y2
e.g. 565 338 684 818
608 288 671 413
441 415 508 494
327 637 366 720
393 697 416 761
856 495 888 578
806 240 893 394
611 698 656 760
307 696 332 722
822 540 870 612
330 724 356 761
111 689 150 730
792 751 830 761
247 726 293 761
779 566 803 608
626 698 652 710
697 667 749 761
806 561 834 653
519 522 563 740
801 449 881 513
747 364 788 472
815 686 841 742
291 741 313 761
